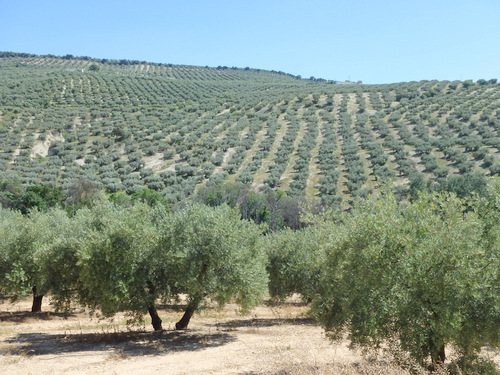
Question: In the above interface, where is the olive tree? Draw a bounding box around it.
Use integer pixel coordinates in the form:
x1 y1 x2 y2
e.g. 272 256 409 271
155 203 268 329
35 208 89 312
263 226 324 302
0 208 28 303
0 206 79 312
313 191 500 373
76 202 166 330
0 208 53 312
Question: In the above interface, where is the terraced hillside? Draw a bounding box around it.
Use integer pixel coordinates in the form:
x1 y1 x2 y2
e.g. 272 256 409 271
1 53 499 205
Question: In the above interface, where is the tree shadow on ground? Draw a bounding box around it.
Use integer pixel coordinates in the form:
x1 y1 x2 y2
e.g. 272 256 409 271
264 299 310 308
211 317 316 331
2 329 235 357
0 311 75 323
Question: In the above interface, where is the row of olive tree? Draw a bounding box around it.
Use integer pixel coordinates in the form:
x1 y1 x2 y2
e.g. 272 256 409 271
1 180 499 373
0 202 268 331
264 184 500 373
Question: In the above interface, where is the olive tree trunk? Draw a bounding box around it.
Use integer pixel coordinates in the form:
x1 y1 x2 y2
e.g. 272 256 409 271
31 286 43 312
175 299 201 330
148 305 163 331
430 341 446 370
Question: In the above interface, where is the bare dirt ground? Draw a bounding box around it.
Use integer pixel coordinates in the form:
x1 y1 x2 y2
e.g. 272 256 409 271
1 297 497 375
30 132 65 159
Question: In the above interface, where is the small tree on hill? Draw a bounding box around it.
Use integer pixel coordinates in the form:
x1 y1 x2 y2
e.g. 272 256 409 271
462 79 475 88
65 179 102 213
17 184 63 214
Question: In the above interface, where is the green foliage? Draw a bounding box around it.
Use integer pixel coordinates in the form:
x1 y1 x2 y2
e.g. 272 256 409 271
312 191 500 372
18 184 63 214
0 208 28 300
0 179 24 209
431 171 489 198
108 191 131 206
1 199 267 328
264 226 324 302
0 205 74 310
409 172 490 200
131 188 169 208
65 179 103 213
30 208 84 311
155 203 268 328
76 202 163 318
195 183 305 230
462 79 476 88
0 181 63 213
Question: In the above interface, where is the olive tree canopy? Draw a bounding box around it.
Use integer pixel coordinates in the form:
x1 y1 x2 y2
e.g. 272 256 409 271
313 191 500 372
155 203 268 329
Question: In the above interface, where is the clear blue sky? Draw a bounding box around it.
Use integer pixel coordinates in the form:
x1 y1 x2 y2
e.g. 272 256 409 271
1 0 499 84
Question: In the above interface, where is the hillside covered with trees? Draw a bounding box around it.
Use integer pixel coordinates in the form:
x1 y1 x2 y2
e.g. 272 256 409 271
1 52 499 207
